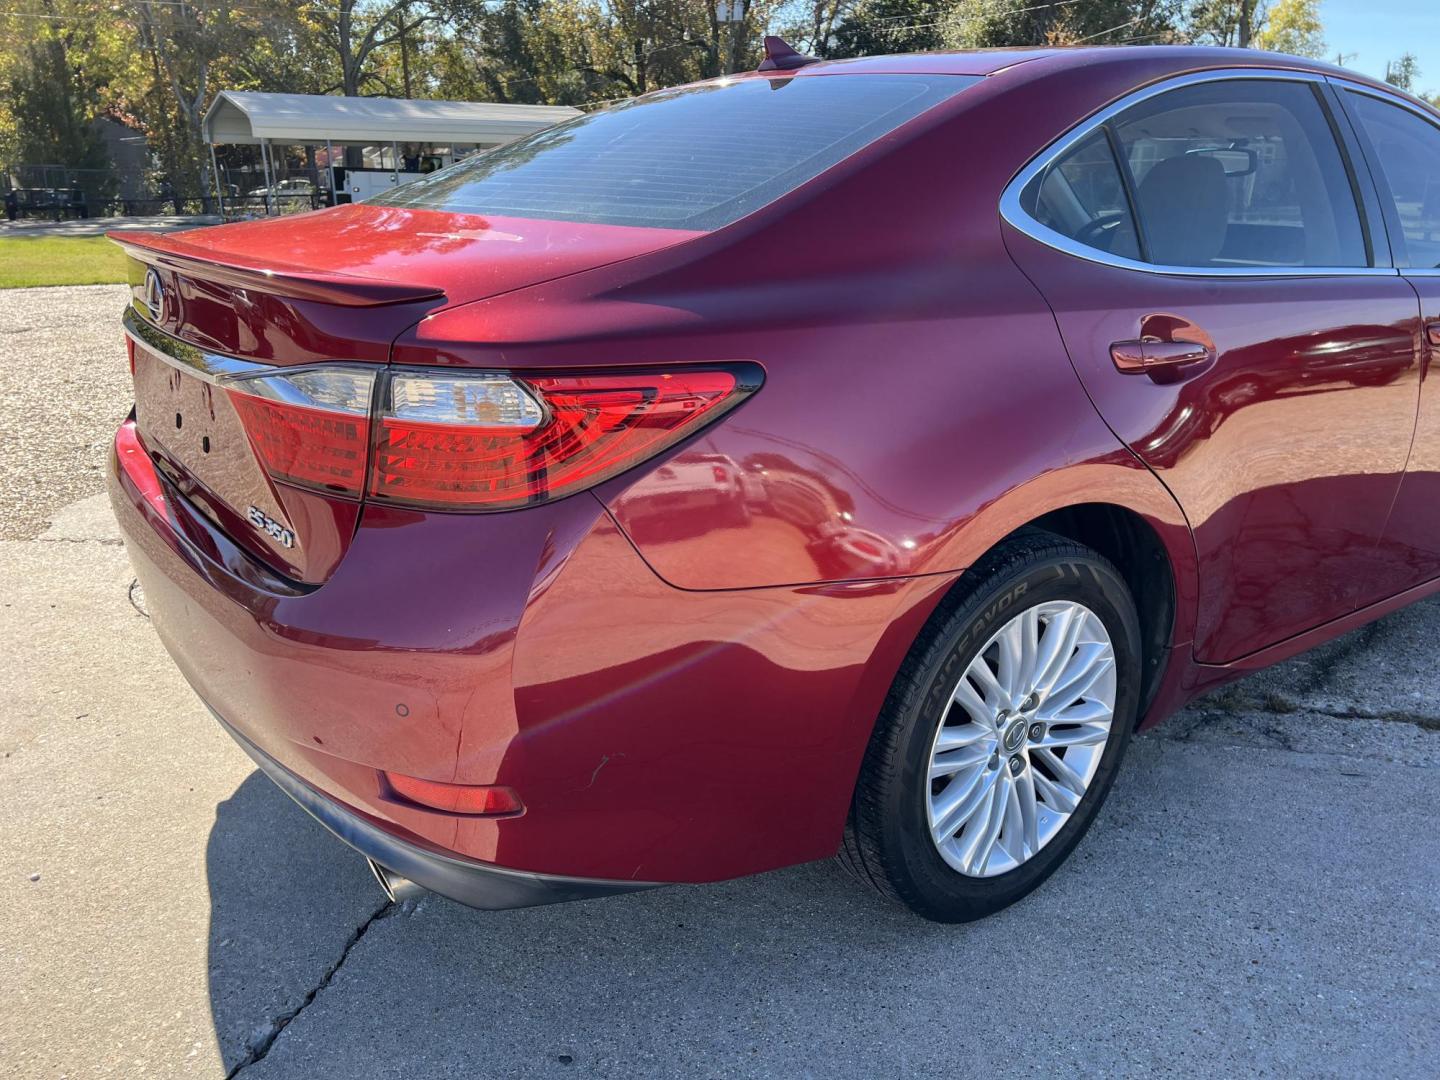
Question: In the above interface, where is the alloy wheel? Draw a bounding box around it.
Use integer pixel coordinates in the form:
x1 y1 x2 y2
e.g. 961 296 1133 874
924 600 1117 878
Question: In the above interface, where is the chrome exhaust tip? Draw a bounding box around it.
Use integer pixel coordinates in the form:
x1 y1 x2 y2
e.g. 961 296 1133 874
367 857 424 904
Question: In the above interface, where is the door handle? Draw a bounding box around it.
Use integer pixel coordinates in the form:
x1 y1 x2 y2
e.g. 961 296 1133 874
1110 339 1213 373
1426 321 1440 348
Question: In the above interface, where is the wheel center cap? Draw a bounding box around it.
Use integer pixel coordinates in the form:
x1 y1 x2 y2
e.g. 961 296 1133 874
1002 718 1028 753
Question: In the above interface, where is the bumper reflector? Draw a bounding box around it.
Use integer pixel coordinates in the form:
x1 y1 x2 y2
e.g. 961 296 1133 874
384 771 524 816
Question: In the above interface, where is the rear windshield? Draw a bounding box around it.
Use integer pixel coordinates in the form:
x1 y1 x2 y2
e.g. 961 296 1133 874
371 74 976 230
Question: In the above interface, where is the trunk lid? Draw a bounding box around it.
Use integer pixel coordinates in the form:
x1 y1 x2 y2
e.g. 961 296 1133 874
115 204 701 583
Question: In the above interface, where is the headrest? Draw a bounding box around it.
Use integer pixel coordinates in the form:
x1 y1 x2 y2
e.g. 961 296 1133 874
1137 154 1230 267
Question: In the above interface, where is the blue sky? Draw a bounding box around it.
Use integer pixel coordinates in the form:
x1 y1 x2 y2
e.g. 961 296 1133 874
1323 0 1440 93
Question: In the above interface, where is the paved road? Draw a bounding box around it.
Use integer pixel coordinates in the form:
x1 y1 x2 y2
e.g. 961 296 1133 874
1 288 1436 1077
1 215 221 238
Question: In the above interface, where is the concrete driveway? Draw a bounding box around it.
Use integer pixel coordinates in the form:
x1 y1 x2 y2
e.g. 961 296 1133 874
1 215 221 238
1 287 1436 1078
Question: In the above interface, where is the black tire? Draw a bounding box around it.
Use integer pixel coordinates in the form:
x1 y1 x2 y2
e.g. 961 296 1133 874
840 530 1142 922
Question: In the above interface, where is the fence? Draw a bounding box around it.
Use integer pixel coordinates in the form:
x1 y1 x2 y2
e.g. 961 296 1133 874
2 155 324 219
4 156 419 221
2 164 224 219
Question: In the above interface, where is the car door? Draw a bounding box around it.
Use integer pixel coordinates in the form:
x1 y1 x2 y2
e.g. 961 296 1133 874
1340 85 1440 586
1002 71 1423 664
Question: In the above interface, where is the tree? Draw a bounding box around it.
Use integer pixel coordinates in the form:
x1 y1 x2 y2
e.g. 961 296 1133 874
1385 53 1420 93
437 0 775 106
11 39 106 167
128 0 220 196
1189 0 1324 54
5 0 123 205
781 0 853 55
941 0 1182 50
827 0 946 57
1188 0 1259 48
228 11 334 98
1253 0 1324 58
314 0 442 98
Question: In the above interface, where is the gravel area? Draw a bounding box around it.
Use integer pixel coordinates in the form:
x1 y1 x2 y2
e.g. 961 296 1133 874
0 285 132 539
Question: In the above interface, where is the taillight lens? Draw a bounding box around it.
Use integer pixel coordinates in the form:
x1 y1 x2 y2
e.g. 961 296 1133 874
222 363 758 510
369 366 758 510
226 368 376 496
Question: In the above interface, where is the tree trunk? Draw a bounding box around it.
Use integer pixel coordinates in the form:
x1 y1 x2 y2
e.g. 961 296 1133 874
727 1 751 74
707 7 723 78
634 39 648 95
397 14 413 97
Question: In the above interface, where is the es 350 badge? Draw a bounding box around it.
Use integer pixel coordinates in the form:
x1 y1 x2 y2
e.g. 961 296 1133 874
247 505 295 549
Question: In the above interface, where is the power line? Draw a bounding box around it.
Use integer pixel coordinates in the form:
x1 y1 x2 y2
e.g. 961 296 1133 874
0 0 501 18
0 9 111 16
1075 15 1141 43
1114 32 1170 45
862 0 1084 34
0 6 283 19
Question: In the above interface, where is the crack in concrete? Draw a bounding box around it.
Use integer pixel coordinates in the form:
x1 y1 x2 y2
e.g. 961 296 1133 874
1289 704 1440 732
225 897 397 1078
1186 695 1440 735
34 535 124 546
126 579 148 619
1153 692 1440 774
1288 622 1384 697
1163 702 1434 743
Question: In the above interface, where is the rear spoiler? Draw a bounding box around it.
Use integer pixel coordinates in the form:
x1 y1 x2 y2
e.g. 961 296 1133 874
108 231 446 308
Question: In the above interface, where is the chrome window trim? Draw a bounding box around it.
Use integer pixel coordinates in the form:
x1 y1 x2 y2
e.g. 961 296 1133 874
1334 80 1440 132
1335 81 1440 275
999 67 1401 279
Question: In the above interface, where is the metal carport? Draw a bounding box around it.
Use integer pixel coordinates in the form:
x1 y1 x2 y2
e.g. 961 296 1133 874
201 92 582 213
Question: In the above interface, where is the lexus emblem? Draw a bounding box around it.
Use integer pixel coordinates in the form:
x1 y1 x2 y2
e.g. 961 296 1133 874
142 268 165 322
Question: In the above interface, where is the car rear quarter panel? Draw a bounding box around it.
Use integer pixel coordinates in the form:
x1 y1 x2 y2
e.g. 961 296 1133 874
394 59 1200 632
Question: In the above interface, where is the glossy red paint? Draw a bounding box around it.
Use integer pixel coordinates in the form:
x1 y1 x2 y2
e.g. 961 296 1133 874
1383 279 1440 582
1003 247 1422 662
114 205 703 311
106 46 1440 898
112 418 956 880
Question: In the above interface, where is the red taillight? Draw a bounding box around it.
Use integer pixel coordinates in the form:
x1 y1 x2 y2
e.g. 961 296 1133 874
225 367 376 496
229 395 371 495
368 367 758 510
221 363 758 510
384 772 524 816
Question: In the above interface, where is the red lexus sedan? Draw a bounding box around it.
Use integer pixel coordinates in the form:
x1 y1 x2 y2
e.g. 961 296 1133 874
108 43 1440 922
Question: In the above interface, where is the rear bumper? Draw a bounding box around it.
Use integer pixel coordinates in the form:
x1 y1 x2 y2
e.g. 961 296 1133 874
109 415 955 885
212 704 659 910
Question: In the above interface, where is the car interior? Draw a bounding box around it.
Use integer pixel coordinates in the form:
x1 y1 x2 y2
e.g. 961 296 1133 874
1024 85 1369 270
1346 91 1440 270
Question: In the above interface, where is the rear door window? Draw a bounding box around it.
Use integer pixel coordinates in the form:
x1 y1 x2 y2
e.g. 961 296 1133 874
1344 90 1440 268
1111 80 1369 269
1019 130 1141 260
372 75 976 230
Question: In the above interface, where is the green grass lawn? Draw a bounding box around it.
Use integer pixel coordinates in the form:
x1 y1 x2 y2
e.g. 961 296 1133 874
0 237 130 288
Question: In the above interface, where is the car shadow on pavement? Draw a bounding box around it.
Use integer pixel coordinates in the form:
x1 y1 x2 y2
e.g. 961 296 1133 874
202 769 930 1073
202 710 1439 1076
205 773 388 1072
